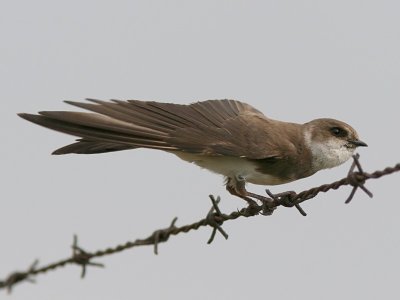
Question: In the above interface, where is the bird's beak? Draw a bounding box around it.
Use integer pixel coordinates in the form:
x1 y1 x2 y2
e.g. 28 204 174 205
348 139 368 147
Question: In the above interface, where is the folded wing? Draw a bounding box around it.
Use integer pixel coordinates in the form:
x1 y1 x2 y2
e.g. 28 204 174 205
18 99 284 159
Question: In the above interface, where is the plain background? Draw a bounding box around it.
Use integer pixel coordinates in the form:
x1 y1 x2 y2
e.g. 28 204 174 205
1 1 399 299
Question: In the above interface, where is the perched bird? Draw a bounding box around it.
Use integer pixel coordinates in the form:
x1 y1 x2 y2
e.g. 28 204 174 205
18 99 367 202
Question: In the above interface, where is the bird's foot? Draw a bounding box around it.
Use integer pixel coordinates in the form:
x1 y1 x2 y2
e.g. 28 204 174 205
227 176 288 215
226 183 275 215
246 192 276 215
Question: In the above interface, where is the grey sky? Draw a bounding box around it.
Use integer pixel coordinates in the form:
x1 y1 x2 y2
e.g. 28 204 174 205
1 1 399 299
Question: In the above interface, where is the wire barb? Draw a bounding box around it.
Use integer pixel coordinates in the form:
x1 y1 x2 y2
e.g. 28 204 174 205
265 189 307 216
345 154 374 204
72 235 105 278
1 155 399 292
0 259 38 293
152 217 178 255
207 195 229 244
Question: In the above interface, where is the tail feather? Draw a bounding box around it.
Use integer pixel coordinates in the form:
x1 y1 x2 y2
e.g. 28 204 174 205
52 139 135 155
18 112 177 153
38 111 166 138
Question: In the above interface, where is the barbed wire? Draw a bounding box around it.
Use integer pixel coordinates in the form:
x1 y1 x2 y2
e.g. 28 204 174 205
1 155 399 293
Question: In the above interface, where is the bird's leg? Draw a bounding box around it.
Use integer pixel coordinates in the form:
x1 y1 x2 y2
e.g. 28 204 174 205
236 175 272 203
226 176 273 207
226 183 258 207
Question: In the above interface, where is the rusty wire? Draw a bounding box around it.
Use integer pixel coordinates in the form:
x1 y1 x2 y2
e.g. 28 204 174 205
1 155 399 292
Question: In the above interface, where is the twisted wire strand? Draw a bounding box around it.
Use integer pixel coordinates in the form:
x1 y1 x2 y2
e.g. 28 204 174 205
1 157 399 292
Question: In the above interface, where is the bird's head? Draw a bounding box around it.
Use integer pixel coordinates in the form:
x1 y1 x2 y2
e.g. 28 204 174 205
303 118 367 172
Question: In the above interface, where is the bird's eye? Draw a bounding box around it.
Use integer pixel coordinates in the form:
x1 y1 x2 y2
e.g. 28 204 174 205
330 127 347 137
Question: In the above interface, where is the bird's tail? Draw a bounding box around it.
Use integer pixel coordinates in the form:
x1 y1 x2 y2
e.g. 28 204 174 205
18 99 181 155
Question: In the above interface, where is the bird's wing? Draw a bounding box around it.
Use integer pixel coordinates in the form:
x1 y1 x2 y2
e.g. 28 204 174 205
18 99 292 159
167 113 298 159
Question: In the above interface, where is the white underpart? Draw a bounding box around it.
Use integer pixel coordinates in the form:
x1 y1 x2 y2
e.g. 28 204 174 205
304 131 354 172
173 152 284 185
